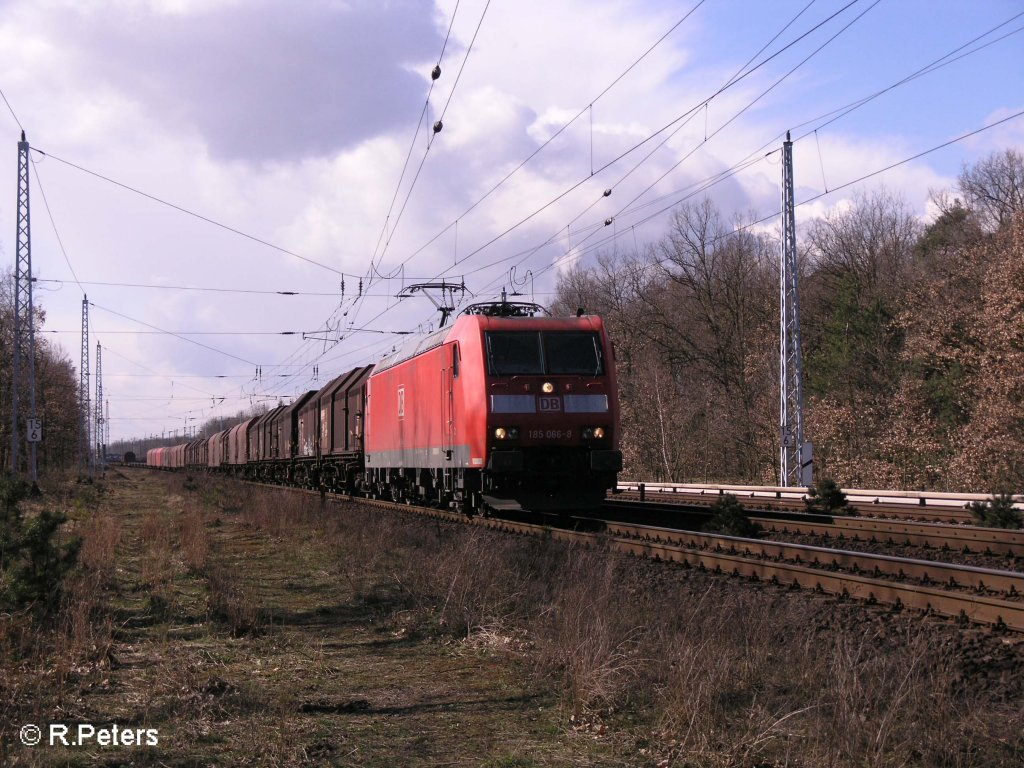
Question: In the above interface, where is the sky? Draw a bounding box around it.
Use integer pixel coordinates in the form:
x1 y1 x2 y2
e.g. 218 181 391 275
0 0 1021 445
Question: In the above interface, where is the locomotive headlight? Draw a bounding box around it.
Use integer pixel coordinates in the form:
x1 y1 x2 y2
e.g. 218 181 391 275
593 426 605 439
541 382 555 394
508 427 519 439
582 428 594 439
495 427 508 440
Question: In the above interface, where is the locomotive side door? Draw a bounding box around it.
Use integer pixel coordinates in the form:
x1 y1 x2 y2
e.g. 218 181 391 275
441 343 458 484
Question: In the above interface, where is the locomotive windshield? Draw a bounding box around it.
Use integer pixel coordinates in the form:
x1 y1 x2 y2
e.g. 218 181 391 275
486 331 604 376
544 332 604 375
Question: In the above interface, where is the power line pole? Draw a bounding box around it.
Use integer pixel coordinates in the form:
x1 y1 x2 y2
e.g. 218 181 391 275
95 341 104 471
9 130 39 484
779 131 812 488
105 399 110 453
79 296 91 478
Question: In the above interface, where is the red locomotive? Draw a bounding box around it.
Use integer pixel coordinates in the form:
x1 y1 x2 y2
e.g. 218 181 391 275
148 301 622 513
365 306 621 510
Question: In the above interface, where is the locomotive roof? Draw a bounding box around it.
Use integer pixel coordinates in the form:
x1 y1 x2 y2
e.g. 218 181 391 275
374 324 450 373
372 313 605 373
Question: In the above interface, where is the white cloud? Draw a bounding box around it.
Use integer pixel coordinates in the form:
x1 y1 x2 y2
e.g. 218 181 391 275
1 0 1020 441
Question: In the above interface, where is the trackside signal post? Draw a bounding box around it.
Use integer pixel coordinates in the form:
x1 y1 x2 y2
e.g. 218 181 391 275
779 132 812 487
9 131 39 484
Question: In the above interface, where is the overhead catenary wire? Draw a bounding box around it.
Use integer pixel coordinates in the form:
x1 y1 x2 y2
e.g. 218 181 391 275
388 0 713 275
30 161 87 296
90 302 258 366
384 0 873 312
457 0 822 288
526 107 1024 284
167 107 1024 429
24 0 712 417
0 86 25 131
467 4 1024 298
330 0 713 350
368 0 494 278
441 0 879 305
369 0 463 268
389 0 865 284
548 0 884 264
274 2 494 386
30 148 356 278
24 4 1015 438
33 278 353 296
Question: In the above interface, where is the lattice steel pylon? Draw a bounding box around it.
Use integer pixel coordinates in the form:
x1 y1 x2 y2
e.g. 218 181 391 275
79 296 92 477
779 132 812 487
9 130 38 483
95 341 104 470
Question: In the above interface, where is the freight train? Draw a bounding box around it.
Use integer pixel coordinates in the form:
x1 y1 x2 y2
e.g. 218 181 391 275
147 303 622 513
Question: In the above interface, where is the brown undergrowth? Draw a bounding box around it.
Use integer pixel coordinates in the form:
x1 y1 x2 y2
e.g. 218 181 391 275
217 478 1024 767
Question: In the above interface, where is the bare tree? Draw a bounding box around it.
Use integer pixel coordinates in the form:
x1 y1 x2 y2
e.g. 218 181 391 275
957 148 1024 232
806 189 920 301
644 199 777 479
958 148 1024 233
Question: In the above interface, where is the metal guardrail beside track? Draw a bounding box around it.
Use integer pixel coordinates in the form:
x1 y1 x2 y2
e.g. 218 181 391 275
617 481 1024 509
616 482 1024 525
603 498 1024 556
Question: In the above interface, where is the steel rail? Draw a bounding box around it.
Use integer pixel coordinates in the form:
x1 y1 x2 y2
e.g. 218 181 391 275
749 514 1024 556
600 521 1024 597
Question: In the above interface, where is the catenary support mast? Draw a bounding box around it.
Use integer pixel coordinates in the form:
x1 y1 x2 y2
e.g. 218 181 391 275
79 296 91 477
779 132 812 487
10 131 39 482
95 341 104 470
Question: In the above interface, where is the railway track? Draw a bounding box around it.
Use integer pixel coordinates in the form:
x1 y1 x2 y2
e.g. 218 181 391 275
598 520 1024 597
487 515 1024 632
136 469 1024 633
231 476 1024 633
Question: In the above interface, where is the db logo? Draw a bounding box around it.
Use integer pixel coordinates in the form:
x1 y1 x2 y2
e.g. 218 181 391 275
538 396 561 412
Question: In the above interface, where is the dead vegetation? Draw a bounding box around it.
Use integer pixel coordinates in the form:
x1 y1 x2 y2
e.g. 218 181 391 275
3 471 1022 766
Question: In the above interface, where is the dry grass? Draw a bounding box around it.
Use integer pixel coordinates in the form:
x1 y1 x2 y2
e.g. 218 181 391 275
286 493 1024 767
77 513 121 582
237 486 310 538
139 511 174 586
7 471 1022 767
178 505 209 574
206 563 265 637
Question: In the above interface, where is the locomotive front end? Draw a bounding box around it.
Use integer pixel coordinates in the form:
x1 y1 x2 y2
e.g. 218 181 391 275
481 315 622 510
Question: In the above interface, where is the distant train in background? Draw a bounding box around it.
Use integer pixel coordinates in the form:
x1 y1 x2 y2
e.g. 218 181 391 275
147 301 622 513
